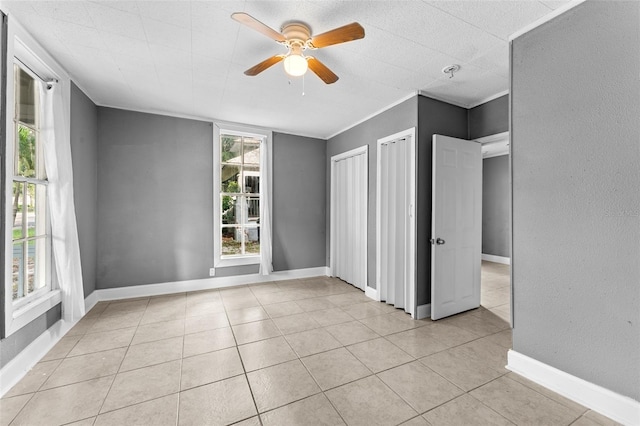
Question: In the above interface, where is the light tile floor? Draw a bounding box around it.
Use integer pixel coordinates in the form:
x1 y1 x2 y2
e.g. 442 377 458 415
1 262 620 425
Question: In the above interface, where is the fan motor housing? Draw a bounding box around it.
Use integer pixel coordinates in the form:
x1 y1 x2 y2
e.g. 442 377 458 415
281 22 311 45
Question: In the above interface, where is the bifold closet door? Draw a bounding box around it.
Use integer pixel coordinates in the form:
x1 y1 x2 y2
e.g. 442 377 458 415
379 138 410 309
332 149 367 291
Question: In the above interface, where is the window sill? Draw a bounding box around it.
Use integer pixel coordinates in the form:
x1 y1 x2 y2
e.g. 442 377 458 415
6 290 62 337
215 256 260 268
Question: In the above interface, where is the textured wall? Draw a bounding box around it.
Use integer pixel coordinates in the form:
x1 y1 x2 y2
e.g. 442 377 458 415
482 155 510 257
511 1 640 399
327 97 419 291
97 108 217 288
70 82 98 298
272 132 326 271
468 95 508 140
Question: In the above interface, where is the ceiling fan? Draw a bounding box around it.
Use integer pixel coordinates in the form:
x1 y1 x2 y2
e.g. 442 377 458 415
231 12 365 84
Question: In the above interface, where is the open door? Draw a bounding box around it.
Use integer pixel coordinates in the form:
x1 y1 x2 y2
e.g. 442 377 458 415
431 135 482 320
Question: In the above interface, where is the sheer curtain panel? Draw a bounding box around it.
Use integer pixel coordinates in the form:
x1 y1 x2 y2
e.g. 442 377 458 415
40 83 85 322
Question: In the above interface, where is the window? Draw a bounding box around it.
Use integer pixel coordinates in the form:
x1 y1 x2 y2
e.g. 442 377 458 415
11 64 51 308
213 124 272 268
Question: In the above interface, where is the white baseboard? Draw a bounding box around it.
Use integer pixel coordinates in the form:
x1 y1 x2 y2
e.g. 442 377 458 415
365 286 380 301
507 350 640 426
0 319 75 397
84 289 99 313
482 254 511 265
92 266 329 302
417 304 431 320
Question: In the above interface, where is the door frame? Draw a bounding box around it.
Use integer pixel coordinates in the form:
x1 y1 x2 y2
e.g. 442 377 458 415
329 145 368 289
375 128 417 317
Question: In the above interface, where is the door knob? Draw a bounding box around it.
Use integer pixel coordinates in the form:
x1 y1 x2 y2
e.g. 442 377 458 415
436 238 445 245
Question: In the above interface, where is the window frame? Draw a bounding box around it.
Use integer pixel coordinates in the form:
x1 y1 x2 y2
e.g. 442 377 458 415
11 63 53 310
3 21 66 337
213 123 272 269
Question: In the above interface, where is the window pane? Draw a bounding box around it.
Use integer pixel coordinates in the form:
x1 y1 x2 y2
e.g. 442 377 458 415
15 66 37 126
16 124 37 178
221 164 240 193
27 238 47 295
222 194 240 225
26 183 47 238
34 184 47 236
222 226 242 256
12 181 24 240
243 140 260 165
221 135 242 163
246 197 260 224
13 242 25 300
245 227 260 254
244 167 260 194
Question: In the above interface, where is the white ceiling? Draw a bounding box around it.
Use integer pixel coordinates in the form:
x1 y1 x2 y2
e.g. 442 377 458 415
1 1 568 139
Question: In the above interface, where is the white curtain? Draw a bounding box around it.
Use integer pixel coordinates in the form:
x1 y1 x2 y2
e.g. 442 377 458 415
40 83 85 322
333 151 367 290
379 138 409 309
259 138 272 275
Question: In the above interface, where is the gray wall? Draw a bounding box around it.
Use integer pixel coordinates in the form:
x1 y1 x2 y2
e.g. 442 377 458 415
468 95 508 140
416 95 468 305
70 82 98 298
511 0 640 400
97 108 327 288
327 97 419 291
272 132 326 271
97 108 217 288
0 305 61 368
482 155 509 257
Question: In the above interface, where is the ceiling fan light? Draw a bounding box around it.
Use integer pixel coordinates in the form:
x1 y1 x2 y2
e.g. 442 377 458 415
283 54 308 77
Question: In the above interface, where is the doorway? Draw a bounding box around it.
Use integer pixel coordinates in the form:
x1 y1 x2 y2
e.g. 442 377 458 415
478 131 511 323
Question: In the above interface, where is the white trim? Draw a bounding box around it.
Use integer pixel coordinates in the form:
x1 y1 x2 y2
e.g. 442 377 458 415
212 123 272 269
83 290 99 314
507 350 640 426
417 90 469 109
468 90 509 109
365 286 379 302
509 1 586 41
6 290 62 336
475 131 509 145
417 304 431 320
0 319 74 397
92 267 329 302
326 92 418 140
376 128 417 317
482 254 511 265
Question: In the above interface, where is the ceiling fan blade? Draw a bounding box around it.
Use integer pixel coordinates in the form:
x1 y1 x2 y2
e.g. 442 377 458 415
309 22 365 48
244 55 286 76
231 12 286 43
307 57 339 84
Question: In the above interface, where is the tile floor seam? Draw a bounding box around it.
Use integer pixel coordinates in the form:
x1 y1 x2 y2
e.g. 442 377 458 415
3 391 36 425
95 390 181 418
502 374 590 416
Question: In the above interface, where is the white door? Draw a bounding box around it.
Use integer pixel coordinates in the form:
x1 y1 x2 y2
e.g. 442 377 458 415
431 134 482 320
331 146 368 291
377 128 416 316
